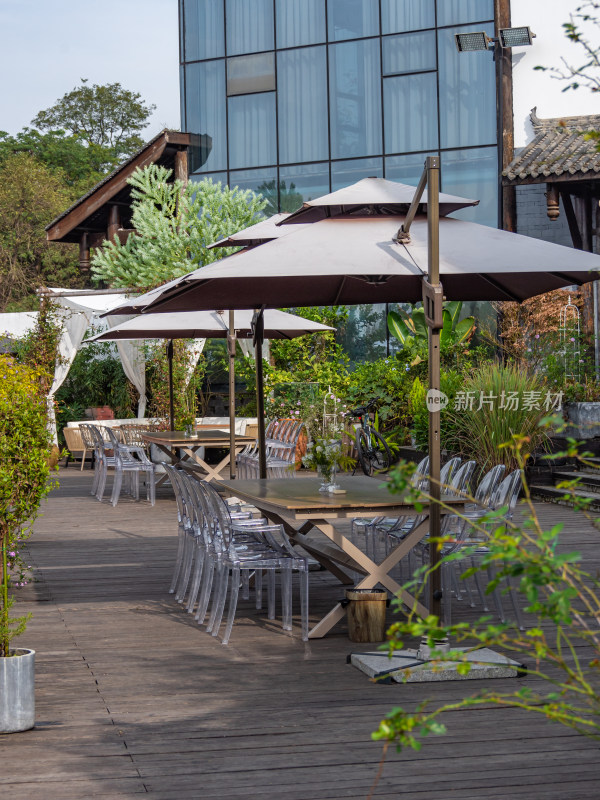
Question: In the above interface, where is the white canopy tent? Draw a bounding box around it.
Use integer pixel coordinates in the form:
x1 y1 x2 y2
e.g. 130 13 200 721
0 288 206 443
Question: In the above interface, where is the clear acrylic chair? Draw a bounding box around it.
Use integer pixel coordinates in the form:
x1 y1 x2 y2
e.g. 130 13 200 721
103 426 156 507
195 479 309 644
86 424 117 501
164 463 194 597
431 469 524 627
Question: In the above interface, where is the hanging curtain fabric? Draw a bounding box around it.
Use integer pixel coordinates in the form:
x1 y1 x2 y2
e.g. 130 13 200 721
183 338 206 386
105 314 147 417
46 306 91 444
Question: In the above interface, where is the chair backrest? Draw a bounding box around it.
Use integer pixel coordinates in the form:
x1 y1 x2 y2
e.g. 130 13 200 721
440 456 461 487
474 464 506 507
490 469 522 518
163 464 186 523
79 424 96 450
120 426 147 447
411 456 430 490
449 460 476 496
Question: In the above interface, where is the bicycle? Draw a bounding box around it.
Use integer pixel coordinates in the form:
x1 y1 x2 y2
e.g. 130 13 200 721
350 399 392 477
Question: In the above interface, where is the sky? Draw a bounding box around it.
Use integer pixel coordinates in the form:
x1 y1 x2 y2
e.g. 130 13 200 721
0 0 181 139
0 0 597 148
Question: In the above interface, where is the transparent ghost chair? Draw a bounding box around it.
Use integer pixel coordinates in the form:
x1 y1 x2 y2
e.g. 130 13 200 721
85 424 118 501
350 456 431 561
79 424 102 495
236 419 279 478
102 426 156 507
195 479 309 644
420 468 523 627
164 463 195 598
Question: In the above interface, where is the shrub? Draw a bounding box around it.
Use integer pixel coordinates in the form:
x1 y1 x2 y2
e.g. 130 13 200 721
447 363 550 471
0 356 56 656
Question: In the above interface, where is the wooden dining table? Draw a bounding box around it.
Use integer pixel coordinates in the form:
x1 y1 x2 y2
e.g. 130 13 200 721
142 429 256 485
217 475 464 638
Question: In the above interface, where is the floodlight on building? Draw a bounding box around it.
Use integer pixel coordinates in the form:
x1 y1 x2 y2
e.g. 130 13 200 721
454 31 491 52
498 26 535 48
455 26 535 53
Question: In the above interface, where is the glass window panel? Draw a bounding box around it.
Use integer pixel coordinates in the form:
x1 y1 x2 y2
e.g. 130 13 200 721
385 153 430 185
327 0 379 41
331 157 382 190
279 163 330 211
438 24 496 148
183 0 224 61
229 168 278 213
228 92 276 169
383 31 436 75
226 0 274 55
442 146 498 227
384 73 438 153
190 172 228 186
329 39 382 159
185 61 227 172
227 53 276 95
278 47 328 164
436 0 493 27
338 304 389 364
381 0 434 34
179 64 186 129
276 0 325 48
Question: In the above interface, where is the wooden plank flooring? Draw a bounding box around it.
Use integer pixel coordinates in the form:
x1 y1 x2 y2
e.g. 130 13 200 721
3 467 600 799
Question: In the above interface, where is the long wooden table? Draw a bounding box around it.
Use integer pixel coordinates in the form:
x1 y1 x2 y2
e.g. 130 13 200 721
142 430 256 484
217 476 464 638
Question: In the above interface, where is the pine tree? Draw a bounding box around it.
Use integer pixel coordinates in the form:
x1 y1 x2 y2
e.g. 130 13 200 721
91 165 267 289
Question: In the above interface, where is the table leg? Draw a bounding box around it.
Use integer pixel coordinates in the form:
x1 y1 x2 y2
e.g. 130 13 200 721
306 518 430 637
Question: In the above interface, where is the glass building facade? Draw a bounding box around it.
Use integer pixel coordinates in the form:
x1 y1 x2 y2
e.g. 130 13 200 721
179 0 499 360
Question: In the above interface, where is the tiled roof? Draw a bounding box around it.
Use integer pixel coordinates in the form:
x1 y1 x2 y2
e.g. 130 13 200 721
503 107 600 182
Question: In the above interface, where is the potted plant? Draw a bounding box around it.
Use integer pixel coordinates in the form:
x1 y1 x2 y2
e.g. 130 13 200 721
0 356 56 733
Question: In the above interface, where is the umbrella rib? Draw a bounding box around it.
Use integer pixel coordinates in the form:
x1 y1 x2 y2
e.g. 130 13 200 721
398 244 426 275
333 277 347 304
550 272 586 287
473 274 522 301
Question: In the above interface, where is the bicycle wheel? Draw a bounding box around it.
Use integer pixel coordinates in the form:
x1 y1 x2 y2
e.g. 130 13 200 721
356 429 392 476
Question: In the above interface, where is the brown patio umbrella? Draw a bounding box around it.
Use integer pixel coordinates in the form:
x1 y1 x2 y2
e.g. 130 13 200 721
87 309 333 477
105 169 600 619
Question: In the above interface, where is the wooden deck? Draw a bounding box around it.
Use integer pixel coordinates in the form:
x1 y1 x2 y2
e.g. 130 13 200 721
4 467 600 799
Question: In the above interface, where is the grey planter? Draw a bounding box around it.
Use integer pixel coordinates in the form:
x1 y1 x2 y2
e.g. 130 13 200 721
0 648 35 733
563 402 600 440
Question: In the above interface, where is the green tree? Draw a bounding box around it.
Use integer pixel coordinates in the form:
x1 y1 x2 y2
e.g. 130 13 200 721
0 128 119 192
0 153 80 311
31 80 156 161
91 165 267 289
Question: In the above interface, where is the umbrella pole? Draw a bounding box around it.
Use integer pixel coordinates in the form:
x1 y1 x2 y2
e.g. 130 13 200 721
425 156 443 625
228 311 237 479
253 308 267 479
167 339 175 432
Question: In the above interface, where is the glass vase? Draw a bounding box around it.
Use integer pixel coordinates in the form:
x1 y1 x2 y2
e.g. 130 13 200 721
318 465 333 492
327 460 341 493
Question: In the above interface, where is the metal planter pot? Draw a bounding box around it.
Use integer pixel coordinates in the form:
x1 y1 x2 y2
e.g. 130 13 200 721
0 648 35 733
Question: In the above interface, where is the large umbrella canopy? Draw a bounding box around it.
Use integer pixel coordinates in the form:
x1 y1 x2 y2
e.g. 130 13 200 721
122 214 600 314
88 308 333 475
207 213 310 249
86 309 334 343
280 176 479 224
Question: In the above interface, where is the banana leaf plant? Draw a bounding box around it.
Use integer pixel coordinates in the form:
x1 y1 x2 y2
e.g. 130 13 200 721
388 301 475 363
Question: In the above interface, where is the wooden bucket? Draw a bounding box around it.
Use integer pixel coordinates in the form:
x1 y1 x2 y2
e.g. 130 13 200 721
345 589 388 643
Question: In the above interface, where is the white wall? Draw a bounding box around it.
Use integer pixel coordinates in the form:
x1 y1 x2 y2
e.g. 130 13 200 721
511 0 599 147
